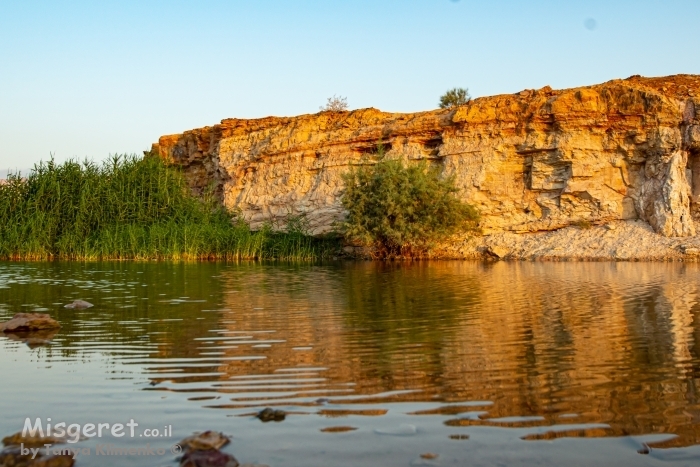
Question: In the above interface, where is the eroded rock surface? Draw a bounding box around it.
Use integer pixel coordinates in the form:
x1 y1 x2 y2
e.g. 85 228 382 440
152 74 700 241
178 431 230 451
0 314 60 333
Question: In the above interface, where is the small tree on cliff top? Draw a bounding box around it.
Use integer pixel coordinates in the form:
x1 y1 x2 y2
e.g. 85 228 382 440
439 87 471 108
341 147 479 258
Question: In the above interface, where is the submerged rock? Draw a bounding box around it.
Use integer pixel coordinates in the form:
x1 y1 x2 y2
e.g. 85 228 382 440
374 424 417 436
0 314 60 333
63 300 93 310
3 431 67 447
0 447 32 467
319 426 357 433
257 408 285 422
178 431 230 451
177 431 237 467
0 447 74 467
27 454 74 467
180 449 238 467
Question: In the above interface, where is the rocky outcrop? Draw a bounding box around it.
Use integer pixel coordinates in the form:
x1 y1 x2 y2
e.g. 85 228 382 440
151 75 700 241
0 313 60 332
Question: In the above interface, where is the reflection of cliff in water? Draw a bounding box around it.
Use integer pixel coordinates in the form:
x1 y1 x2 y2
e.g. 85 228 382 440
210 262 700 448
2 261 699 448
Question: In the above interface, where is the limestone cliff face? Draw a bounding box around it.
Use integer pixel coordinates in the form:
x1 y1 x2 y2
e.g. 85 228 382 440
152 75 700 238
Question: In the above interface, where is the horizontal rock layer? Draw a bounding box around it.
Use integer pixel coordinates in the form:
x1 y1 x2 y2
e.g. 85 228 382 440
152 75 700 240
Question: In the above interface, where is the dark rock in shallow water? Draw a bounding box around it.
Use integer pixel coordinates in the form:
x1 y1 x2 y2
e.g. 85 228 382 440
0 447 32 467
0 447 74 467
180 449 238 467
63 300 93 310
0 314 60 333
28 454 74 467
257 408 285 422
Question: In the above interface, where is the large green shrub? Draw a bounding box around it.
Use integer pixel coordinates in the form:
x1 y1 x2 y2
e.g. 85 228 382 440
341 152 479 258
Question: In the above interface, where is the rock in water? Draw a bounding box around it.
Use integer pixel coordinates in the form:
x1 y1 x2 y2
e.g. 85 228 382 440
180 449 238 467
27 454 74 467
0 447 32 467
0 447 74 467
0 314 60 333
2 431 67 447
64 300 93 310
257 408 286 422
178 431 230 451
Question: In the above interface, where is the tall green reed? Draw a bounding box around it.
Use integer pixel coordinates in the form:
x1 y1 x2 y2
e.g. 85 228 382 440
0 155 338 261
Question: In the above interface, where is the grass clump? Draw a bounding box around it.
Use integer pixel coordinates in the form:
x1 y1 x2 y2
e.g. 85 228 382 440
0 155 338 261
340 149 479 258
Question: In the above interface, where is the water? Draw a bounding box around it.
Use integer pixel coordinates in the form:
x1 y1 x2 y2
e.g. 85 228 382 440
0 261 699 467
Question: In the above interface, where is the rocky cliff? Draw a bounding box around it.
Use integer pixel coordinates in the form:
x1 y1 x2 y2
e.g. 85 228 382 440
151 75 700 259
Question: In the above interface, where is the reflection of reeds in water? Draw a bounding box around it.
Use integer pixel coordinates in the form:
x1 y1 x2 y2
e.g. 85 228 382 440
0 155 337 260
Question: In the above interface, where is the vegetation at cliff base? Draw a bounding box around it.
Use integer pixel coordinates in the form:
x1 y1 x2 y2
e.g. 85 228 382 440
0 155 338 261
341 152 479 258
439 87 471 108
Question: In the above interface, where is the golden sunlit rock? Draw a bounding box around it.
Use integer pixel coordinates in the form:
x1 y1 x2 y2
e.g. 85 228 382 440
152 75 700 250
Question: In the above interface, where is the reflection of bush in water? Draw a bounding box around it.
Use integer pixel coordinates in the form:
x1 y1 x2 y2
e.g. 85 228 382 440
339 262 483 379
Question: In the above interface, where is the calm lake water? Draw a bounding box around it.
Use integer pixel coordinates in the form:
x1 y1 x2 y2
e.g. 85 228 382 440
1 261 699 467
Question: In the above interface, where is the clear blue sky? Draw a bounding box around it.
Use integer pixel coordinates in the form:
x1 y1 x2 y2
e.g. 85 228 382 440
1 0 699 170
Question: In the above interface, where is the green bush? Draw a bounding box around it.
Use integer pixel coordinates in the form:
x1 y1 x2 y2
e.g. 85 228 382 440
439 87 471 109
0 155 338 261
340 151 479 258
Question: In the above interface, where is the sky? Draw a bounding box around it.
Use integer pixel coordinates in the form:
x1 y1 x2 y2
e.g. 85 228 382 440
1 0 699 171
